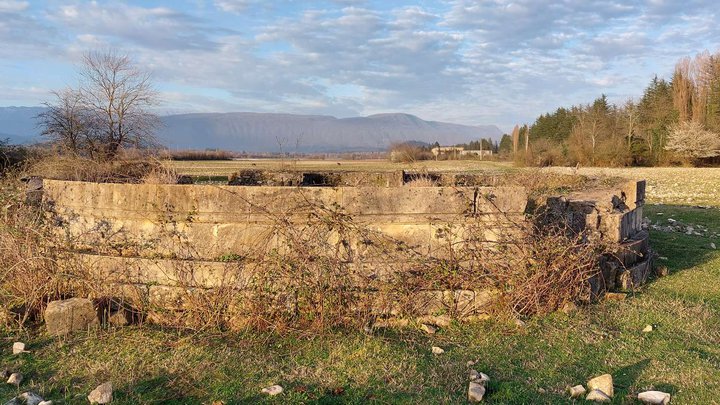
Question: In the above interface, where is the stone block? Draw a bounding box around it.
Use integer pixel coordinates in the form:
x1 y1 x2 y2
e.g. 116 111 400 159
616 254 653 291
44 298 99 336
615 230 649 267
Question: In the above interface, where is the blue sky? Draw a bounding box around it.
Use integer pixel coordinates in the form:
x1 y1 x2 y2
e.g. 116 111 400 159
0 0 718 131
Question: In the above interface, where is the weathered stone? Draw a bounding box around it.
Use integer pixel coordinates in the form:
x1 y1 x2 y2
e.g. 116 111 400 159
587 374 613 398
45 298 98 336
638 390 671 404
568 385 586 398
19 392 44 405
12 342 25 354
642 324 653 333
586 389 612 402
605 292 627 301
431 346 445 355
108 311 129 327
261 385 283 396
88 382 113 404
7 372 22 386
416 315 450 328
38 401 54 405
420 323 437 334
469 370 490 384
616 256 653 290
468 381 486 402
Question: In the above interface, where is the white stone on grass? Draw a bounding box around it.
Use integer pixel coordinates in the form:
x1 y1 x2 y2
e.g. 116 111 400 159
88 382 113 404
638 390 671 404
7 373 22 386
431 346 445 355
468 381 485 402
587 374 613 398
586 389 612 402
38 401 53 405
643 324 654 333
261 385 283 396
19 392 44 405
12 342 25 355
568 385 586 398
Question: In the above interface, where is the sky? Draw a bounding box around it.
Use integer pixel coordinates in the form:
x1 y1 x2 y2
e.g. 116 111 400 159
0 0 718 131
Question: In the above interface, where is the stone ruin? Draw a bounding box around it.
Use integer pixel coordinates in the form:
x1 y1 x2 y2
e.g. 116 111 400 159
34 170 652 331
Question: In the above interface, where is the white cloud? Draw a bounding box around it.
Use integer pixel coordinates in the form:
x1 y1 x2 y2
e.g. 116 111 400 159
0 0 28 13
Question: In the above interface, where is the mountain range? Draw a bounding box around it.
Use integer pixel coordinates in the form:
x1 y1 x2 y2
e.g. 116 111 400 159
0 107 503 152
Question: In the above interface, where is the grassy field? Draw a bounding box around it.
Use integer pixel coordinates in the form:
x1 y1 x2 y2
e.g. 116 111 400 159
2 163 719 404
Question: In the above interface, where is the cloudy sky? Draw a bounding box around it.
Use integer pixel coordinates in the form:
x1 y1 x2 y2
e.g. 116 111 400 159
0 0 718 130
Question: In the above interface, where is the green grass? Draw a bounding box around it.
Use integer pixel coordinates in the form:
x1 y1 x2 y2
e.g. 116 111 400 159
1 204 719 404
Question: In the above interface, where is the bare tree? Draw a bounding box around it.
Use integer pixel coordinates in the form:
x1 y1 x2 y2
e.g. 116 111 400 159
38 50 159 160
665 121 720 160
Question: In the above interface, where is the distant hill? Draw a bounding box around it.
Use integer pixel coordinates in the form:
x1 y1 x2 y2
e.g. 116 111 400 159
160 112 503 152
0 106 45 144
0 107 503 152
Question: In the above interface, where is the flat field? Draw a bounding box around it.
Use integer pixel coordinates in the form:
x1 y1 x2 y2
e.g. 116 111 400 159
1 162 719 404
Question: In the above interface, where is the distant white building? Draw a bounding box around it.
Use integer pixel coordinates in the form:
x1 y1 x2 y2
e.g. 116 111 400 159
431 146 493 158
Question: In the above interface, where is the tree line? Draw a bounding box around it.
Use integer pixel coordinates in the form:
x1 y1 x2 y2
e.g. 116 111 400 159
505 50 720 167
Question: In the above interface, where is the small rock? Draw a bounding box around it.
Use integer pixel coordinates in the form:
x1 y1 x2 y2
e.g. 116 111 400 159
656 265 669 277
45 298 99 336
538 387 546 394
586 388 612 402
38 401 53 405
668 218 676 223
466 360 476 367
514 319 526 328
431 346 445 355
642 324 653 333
568 384 586 398
638 390 671 404
711 243 716 250
19 392 44 405
468 381 485 402
261 385 283 396
417 315 451 328
7 372 22 386
659 256 669 261
420 324 437 334
656 212 664 216
88 382 113 404
587 374 613 398
469 369 480 381
12 342 26 355
560 302 578 314
108 311 129 327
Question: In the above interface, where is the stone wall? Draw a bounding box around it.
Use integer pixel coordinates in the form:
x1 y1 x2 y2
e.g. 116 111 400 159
38 177 651 325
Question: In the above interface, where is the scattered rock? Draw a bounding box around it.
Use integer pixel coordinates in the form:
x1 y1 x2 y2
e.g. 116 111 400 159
12 342 26 355
605 292 627 301
638 390 671 404
7 372 22 386
417 315 451 328
667 218 676 223
467 381 486 402
45 298 99 336
469 370 489 384
38 401 53 405
420 324 437 334
261 385 283 396
88 382 113 404
586 388 612 402
19 392 44 405
642 324 654 333
568 384 586 398
587 374 613 398
560 302 578 314
431 346 445 355
108 311 129 327
711 242 717 250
